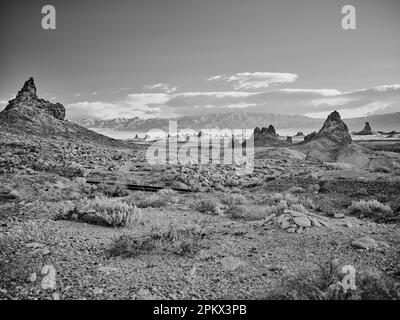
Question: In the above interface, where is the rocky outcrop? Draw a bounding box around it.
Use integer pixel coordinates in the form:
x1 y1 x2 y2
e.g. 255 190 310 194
303 111 352 146
5 78 65 120
250 124 290 147
0 78 125 147
353 122 373 135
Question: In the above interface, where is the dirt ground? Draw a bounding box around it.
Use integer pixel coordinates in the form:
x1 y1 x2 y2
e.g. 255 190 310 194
1 133 400 300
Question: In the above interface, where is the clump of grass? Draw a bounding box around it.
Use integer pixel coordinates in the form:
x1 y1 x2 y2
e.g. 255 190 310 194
55 196 140 227
137 194 168 208
97 183 129 197
290 204 308 214
125 190 176 208
109 224 207 258
191 197 220 215
226 205 273 221
266 258 400 300
219 193 247 207
348 199 395 222
270 193 314 210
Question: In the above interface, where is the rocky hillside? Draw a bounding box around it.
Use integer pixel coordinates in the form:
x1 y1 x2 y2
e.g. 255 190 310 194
0 78 126 148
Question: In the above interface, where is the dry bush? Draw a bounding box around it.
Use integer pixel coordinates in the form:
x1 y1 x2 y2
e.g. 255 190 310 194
374 166 391 173
97 183 129 197
109 224 207 257
191 197 220 215
348 199 395 222
55 196 141 228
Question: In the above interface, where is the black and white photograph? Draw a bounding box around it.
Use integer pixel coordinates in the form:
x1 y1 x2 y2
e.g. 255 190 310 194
1 0 400 306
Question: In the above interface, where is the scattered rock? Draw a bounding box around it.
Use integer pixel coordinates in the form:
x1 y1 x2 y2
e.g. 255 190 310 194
93 287 104 295
97 266 120 275
52 292 61 300
293 216 311 227
26 242 45 249
221 256 243 271
351 237 379 251
333 213 345 219
41 265 57 290
28 272 37 283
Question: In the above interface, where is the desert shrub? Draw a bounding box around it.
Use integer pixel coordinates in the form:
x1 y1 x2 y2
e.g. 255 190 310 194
157 188 178 203
219 193 247 207
109 224 207 258
191 197 220 215
125 189 175 208
374 166 391 173
269 193 314 210
290 204 308 213
348 200 395 222
274 200 288 212
97 183 129 197
287 186 305 194
226 205 271 221
56 196 140 227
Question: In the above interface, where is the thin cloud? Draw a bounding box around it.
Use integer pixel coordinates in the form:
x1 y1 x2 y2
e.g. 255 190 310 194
65 82 400 120
145 83 178 93
208 72 298 89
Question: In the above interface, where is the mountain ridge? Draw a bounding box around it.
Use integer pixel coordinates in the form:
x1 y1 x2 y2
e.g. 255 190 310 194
73 111 400 133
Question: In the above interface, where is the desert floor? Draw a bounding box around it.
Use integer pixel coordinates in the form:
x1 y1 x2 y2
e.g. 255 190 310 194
1 133 400 300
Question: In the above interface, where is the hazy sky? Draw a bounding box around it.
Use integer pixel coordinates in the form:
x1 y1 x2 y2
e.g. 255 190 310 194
0 0 399 120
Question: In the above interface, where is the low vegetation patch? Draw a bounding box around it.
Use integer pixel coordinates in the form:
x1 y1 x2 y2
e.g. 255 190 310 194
109 224 207 257
191 197 221 215
266 258 400 300
348 199 396 222
55 196 141 227
269 193 315 210
97 183 129 198
125 189 176 208
226 205 271 221
219 193 247 207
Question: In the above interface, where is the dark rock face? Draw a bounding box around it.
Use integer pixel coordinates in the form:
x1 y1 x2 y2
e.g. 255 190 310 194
249 124 290 147
304 111 352 146
353 122 373 135
5 77 65 120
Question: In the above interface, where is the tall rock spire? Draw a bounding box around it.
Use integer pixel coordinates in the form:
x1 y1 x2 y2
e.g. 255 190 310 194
15 77 38 101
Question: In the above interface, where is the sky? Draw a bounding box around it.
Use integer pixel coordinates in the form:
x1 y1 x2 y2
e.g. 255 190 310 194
0 0 399 120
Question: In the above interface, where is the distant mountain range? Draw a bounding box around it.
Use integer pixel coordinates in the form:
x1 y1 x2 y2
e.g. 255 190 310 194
73 111 400 134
